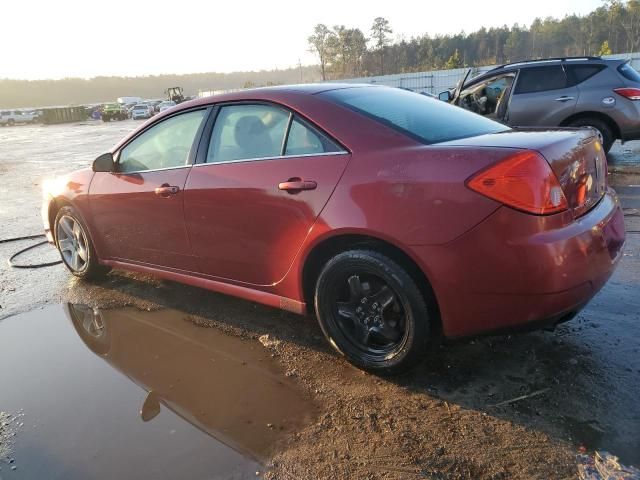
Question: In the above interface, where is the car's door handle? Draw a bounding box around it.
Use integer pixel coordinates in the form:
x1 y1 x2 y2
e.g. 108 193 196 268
555 96 575 102
278 178 317 193
154 184 180 197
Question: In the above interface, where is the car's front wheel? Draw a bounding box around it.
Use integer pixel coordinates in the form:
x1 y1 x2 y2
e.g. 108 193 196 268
315 250 431 375
55 206 110 279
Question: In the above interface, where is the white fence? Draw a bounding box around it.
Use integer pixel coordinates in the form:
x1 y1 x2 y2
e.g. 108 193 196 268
330 53 640 95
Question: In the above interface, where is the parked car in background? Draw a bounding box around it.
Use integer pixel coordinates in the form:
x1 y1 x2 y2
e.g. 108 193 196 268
158 100 176 113
101 103 127 122
42 84 625 374
440 57 640 152
117 96 143 106
131 104 154 120
0 110 38 126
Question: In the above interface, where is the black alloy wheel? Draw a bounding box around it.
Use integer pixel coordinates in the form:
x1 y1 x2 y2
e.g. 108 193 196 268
315 250 430 374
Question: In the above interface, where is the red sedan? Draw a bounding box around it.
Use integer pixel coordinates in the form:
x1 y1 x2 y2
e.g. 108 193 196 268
42 84 626 374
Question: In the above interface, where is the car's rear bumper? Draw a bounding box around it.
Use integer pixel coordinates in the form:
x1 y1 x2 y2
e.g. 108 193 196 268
616 101 640 142
413 189 625 338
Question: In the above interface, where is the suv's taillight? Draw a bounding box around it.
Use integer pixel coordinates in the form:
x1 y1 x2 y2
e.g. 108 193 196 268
466 150 568 215
614 87 640 100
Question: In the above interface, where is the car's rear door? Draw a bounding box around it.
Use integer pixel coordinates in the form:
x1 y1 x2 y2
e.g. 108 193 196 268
89 108 209 270
184 102 350 286
506 65 579 126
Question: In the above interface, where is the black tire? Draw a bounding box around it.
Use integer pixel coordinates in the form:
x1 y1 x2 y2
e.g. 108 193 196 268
7 119 14 126
102 115 110 122
54 206 110 280
567 117 615 153
314 250 430 375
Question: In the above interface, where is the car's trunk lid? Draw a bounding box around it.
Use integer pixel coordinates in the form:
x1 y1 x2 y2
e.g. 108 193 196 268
439 128 607 217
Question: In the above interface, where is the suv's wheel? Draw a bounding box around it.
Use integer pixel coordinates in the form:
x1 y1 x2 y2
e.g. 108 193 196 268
54 206 110 279
315 250 430 375
567 117 615 153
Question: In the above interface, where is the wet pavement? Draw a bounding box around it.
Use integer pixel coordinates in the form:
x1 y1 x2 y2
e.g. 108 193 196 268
0 304 316 479
0 120 639 478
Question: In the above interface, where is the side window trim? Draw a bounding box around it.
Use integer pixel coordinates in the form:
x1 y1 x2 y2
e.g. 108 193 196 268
114 106 212 173
281 112 294 156
195 100 349 166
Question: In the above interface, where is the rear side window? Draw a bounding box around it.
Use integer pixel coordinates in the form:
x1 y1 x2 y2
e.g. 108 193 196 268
321 87 509 144
618 62 640 82
514 66 568 94
285 117 342 156
207 104 289 163
565 65 605 86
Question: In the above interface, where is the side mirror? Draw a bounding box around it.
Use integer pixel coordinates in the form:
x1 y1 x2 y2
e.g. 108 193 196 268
92 152 114 172
140 391 161 422
438 91 452 102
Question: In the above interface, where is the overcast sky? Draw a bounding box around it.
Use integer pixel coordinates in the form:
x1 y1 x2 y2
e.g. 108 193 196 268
3 0 603 80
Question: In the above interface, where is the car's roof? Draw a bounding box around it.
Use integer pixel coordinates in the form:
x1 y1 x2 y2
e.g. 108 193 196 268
465 56 626 86
172 83 375 112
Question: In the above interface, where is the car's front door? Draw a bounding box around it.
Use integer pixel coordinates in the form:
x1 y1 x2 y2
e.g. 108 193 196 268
456 73 516 121
506 65 579 127
89 108 208 270
184 103 350 286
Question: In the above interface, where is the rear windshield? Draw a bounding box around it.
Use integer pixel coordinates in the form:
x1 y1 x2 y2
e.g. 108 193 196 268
618 62 640 83
321 87 509 144
134 105 147 110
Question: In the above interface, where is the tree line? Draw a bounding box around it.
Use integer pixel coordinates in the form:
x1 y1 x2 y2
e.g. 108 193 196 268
0 67 318 109
308 1 640 80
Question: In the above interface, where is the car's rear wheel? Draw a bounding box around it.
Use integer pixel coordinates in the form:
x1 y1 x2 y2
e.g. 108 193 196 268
314 250 430 375
567 117 614 153
55 206 110 279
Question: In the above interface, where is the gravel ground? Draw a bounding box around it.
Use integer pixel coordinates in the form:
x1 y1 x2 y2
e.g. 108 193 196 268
0 120 639 479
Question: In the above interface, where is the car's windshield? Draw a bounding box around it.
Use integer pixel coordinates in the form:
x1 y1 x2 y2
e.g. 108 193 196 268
134 105 147 110
321 87 510 144
618 62 640 83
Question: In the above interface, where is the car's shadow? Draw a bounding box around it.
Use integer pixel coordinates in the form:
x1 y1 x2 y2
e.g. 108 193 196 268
64 269 640 465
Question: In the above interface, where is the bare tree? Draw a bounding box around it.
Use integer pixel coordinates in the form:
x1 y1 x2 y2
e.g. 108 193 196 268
308 24 335 81
371 17 392 75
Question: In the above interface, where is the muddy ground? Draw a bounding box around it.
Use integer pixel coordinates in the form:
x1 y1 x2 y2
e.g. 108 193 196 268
0 121 639 479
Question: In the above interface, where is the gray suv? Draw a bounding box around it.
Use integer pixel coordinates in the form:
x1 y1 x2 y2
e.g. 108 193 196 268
439 57 640 152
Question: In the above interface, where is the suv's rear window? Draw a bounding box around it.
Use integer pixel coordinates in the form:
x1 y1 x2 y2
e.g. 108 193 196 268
618 62 640 83
514 66 567 94
321 87 509 144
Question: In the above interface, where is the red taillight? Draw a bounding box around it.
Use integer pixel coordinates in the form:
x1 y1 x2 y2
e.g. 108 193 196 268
614 87 640 100
467 150 568 215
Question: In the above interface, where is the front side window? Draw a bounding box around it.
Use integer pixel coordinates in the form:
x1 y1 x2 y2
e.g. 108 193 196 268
514 66 568 94
207 104 289 163
321 86 509 144
285 117 342 156
458 73 515 117
118 109 206 173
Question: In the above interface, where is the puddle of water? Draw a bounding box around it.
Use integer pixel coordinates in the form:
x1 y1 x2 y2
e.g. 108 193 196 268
0 304 316 479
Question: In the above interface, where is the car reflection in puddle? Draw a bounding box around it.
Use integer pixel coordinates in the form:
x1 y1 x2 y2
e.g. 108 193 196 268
0 304 316 479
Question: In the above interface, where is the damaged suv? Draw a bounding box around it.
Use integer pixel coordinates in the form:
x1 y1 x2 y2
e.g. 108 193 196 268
440 57 640 152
